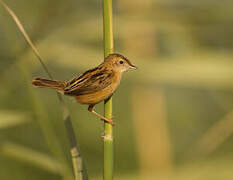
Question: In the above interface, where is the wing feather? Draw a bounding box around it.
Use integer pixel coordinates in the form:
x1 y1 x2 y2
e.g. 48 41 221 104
64 67 114 96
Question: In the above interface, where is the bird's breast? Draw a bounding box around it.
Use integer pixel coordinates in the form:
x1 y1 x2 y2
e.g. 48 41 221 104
75 72 122 105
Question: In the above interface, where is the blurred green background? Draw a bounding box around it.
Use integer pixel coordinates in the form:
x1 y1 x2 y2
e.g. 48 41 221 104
1 0 233 179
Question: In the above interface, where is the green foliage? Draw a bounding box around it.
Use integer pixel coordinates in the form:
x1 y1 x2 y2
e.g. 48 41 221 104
0 0 233 179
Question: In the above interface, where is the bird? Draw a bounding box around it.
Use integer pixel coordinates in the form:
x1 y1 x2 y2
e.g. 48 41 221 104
32 53 137 125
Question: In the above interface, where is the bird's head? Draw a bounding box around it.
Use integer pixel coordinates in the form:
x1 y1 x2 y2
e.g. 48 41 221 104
105 53 137 72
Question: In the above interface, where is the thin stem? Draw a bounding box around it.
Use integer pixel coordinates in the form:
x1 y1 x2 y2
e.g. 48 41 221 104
103 0 114 179
0 1 87 179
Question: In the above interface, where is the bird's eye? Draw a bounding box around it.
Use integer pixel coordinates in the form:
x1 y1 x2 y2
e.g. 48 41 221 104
119 60 124 64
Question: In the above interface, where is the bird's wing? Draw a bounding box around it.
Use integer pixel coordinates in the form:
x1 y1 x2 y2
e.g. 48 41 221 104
64 67 114 95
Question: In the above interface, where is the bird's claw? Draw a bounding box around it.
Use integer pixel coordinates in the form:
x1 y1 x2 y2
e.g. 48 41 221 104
101 116 115 126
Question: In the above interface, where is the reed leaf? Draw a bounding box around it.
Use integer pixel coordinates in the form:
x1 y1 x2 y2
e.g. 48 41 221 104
0 110 30 129
0 142 63 174
0 1 87 179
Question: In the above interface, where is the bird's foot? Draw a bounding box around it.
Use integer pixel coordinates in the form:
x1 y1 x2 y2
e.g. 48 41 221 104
101 116 115 126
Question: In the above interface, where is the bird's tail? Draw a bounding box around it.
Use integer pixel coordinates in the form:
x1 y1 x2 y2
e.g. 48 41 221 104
32 77 66 91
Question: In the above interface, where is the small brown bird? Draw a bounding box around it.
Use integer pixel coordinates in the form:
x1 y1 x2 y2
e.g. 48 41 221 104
32 53 137 125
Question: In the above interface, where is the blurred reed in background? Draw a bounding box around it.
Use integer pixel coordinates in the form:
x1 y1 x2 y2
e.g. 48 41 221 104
0 0 233 179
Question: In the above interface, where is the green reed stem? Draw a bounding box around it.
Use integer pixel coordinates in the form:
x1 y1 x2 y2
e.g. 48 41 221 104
18 63 73 180
103 0 114 179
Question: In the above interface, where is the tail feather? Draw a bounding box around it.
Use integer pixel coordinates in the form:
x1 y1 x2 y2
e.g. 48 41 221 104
32 77 66 91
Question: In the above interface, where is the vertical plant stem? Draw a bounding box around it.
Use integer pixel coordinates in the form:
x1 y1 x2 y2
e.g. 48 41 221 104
19 63 73 180
61 101 88 180
103 0 114 179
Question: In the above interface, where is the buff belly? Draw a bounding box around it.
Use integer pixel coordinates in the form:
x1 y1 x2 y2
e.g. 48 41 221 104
73 72 121 105
75 87 114 105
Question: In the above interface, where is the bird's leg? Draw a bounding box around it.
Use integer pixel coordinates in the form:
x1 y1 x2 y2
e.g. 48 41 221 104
88 105 115 126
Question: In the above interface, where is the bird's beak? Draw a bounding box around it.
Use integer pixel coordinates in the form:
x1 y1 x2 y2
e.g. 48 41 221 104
130 64 137 70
